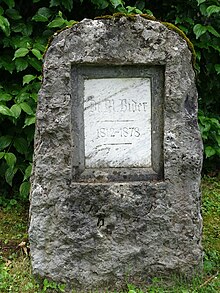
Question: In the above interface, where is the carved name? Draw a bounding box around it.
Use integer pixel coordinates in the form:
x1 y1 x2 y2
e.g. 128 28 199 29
86 97 148 113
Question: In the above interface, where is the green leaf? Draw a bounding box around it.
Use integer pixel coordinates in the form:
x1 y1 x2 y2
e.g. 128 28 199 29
206 5 220 16
215 64 220 74
199 3 208 16
50 0 60 7
33 15 48 22
23 23 33 36
23 74 36 85
16 92 30 103
193 24 207 39
215 135 220 147
0 15 10 36
1 55 15 73
11 22 24 32
31 48 42 60
207 25 220 38
12 22 33 36
51 0 75 11
5 8 22 20
1 39 11 50
200 118 211 130
19 181 30 199
5 166 17 186
0 6 4 15
28 57 42 71
4 152 16 167
33 42 46 52
11 36 32 49
24 164 32 181
0 93 12 101
24 126 35 143
15 58 28 72
30 93 38 102
126 6 142 14
116 6 127 13
210 118 220 127
110 0 124 8
197 0 206 5
196 50 201 61
13 137 28 154
0 105 12 116
32 7 52 22
20 102 34 115
10 104 21 118
60 0 73 11
65 19 78 26
91 0 109 9
0 152 5 159
216 148 220 156
176 16 194 26
13 48 29 60
210 44 220 53
48 17 65 28
3 0 15 9
144 9 154 16
24 115 36 127
0 135 12 150
205 146 216 158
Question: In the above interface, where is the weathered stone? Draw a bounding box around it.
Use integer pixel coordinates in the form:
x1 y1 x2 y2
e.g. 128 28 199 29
29 15 203 292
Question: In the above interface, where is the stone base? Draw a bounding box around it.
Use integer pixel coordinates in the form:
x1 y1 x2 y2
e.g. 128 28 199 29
29 181 202 292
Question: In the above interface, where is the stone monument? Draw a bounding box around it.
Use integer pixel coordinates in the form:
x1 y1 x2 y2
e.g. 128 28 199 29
29 14 203 292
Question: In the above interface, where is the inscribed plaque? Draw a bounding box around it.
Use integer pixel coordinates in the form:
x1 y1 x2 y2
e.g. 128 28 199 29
84 78 151 168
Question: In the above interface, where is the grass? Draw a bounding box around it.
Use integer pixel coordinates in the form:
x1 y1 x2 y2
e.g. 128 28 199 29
0 176 219 292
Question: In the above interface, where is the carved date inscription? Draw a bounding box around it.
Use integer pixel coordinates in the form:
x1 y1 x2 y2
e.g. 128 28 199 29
84 78 151 168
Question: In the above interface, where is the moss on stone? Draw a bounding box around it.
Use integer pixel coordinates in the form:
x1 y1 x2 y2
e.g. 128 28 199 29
112 12 126 18
95 13 155 22
161 22 196 66
95 13 135 22
126 14 138 21
94 15 113 20
140 14 156 21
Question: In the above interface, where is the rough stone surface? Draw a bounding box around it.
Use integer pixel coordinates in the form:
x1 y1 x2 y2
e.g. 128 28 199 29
29 15 203 292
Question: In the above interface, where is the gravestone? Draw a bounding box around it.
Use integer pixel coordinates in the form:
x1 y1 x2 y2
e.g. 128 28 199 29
29 15 203 292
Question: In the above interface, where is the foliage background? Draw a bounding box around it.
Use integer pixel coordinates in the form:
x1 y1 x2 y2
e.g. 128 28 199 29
0 0 219 203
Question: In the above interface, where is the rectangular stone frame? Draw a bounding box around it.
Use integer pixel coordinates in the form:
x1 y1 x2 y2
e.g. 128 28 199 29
71 65 164 182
